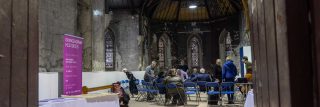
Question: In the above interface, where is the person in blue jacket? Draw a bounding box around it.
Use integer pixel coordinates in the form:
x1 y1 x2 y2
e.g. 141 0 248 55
222 56 238 104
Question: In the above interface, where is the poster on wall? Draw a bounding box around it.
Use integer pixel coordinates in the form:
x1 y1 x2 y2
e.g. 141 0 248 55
63 34 83 95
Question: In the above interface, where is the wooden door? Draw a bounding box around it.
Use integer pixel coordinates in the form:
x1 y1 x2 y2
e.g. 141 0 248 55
311 0 320 106
249 0 315 106
0 0 38 107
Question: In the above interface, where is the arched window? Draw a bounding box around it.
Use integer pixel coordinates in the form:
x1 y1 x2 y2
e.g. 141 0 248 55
158 33 172 69
190 37 200 66
188 35 203 68
158 38 165 68
105 29 114 70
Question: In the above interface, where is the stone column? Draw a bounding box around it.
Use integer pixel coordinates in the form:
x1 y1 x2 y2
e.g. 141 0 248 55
78 0 93 72
91 0 106 71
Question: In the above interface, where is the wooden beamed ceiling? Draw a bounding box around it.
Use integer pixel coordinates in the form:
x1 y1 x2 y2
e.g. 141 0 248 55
143 0 242 22
105 0 241 22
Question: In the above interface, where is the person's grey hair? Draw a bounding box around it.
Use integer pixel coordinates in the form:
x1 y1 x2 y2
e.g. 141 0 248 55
122 68 128 72
152 61 157 64
200 68 205 73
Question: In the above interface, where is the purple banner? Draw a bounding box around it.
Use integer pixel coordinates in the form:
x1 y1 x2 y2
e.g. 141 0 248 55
63 34 83 95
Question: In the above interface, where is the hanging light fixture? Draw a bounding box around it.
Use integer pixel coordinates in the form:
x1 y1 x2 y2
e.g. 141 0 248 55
188 0 197 9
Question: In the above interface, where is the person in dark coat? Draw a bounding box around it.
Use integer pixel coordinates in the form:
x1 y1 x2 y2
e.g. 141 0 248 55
189 68 199 79
178 60 189 73
191 68 212 82
154 72 166 94
191 68 212 91
222 56 238 104
212 59 222 82
123 68 138 97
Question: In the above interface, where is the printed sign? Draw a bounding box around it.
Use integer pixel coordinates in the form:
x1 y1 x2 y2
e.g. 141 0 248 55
63 34 83 95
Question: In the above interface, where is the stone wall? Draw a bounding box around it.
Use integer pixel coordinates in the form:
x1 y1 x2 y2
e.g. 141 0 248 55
109 11 142 71
39 0 78 72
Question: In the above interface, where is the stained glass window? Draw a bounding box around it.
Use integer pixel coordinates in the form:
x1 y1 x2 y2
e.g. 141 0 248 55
158 38 165 68
190 37 200 67
105 32 114 69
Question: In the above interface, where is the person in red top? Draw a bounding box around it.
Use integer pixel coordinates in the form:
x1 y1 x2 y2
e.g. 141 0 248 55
112 82 129 106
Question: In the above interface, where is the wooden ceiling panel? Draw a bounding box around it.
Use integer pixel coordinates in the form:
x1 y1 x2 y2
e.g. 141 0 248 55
147 0 240 22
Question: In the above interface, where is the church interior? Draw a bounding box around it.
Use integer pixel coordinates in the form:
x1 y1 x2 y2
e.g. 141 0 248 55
0 0 320 107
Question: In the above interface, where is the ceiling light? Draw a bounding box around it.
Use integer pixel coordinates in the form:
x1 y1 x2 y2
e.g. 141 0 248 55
189 5 197 9
93 10 102 16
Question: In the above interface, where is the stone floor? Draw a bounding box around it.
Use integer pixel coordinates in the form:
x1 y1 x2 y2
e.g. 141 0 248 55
128 93 245 107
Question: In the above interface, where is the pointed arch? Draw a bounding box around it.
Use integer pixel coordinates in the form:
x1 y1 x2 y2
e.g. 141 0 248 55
105 28 115 70
187 34 203 69
219 29 228 62
158 33 172 69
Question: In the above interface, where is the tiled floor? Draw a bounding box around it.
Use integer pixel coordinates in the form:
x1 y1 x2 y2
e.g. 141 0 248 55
128 93 245 107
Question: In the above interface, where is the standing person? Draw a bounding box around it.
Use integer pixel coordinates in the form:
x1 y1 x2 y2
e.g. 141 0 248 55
242 56 253 81
222 56 238 104
144 61 157 82
123 68 138 97
179 60 188 73
212 59 222 82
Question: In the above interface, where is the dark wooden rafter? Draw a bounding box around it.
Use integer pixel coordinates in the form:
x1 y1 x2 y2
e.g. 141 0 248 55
205 0 213 19
229 0 242 11
158 0 169 21
176 0 182 22
163 0 173 21
144 0 240 22
144 0 160 17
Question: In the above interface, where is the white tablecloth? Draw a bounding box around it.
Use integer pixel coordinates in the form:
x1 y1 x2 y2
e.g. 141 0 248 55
40 93 120 107
244 89 254 107
39 98 86 107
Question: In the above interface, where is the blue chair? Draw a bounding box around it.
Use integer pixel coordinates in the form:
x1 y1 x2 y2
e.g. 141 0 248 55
125 80 129 87
183 82 199 105
220 82 235 94
196 81 207 101
145 82 159 102
155 83 166 105
221 82 235 103
135 81 149 101
166 83 186 106
206 82 220 105
135 79 140 85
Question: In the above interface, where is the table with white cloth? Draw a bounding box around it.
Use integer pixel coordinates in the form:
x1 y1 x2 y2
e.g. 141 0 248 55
244 89 254 107
39 93 120 107
39 98 86 107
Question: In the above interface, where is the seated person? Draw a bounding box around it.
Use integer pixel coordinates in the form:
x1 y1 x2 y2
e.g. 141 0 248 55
191 68 213 91
177 69 188 81
189 68 199 79
112 82 130 106
191 68 212 82
154 72 166 94
155 72 165 84
164 69 186 105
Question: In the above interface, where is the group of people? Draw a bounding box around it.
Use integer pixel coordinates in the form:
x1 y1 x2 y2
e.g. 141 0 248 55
122 56 252 105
